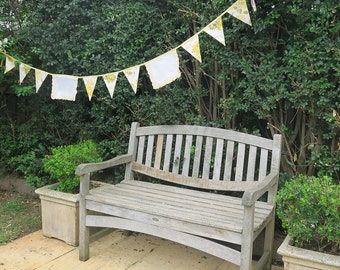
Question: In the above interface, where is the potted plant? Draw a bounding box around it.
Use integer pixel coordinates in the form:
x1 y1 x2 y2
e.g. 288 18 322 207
35 140 105 246
276 174 340 269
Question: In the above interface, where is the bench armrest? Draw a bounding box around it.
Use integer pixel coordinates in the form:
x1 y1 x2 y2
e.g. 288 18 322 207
76 154 133 175
242 172 279 206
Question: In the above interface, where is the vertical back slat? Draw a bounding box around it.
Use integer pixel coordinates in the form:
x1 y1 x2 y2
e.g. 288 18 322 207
136 136 145 163
235 143 245 181
246 146 257 181
213 139 224 180
223 141 235 181
258 148 268 180
182 135 193 176
172 135 183 173
145 135 155 166
202 137 213 179
163 135 173 171
154 135 164 170
192 136 203 177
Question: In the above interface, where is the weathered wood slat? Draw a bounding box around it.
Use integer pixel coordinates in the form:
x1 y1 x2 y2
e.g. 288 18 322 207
145 135 154 166
246 146 257 181
259 148 269 180
213 138 224 180
235 143 245 181
154 135 164 169
192 135 203 177
136 136 145 163
182 135 193 176
224 140 235 181
202 137 213 179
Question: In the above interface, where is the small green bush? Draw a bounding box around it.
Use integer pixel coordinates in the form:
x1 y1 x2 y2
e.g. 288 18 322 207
276 175 340 254
42 140 102 194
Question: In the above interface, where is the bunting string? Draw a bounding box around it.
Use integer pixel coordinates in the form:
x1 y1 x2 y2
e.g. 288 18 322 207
0 0 253 101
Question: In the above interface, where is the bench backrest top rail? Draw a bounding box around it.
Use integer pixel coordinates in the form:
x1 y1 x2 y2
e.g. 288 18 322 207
126 122 282 191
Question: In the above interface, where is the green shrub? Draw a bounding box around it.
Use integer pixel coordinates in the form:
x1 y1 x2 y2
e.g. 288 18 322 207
276 175 340 254
42 140 102 194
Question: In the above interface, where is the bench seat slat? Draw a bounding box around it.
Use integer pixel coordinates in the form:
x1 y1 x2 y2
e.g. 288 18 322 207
87 181 273 232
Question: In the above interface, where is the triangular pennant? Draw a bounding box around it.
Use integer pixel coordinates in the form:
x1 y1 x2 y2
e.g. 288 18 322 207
35 69 49 93
145 50 181 89
203 17 226 45
19 63 31 84
83 76 97 101
251 0 257 12
123 66 140 93
51 74 78 101
4 55 15 73
103 72 119 98
181 34 202 62
226 0 252 26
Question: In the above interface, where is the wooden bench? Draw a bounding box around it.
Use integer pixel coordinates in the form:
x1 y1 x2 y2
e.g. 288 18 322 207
76 122 282 270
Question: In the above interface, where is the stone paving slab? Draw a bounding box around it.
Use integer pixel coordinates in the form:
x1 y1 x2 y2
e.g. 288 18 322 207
0 230 283 270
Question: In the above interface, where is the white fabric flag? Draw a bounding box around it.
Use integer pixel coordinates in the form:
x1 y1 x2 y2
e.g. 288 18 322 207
123 66 140 93
145 50 181 89
103 72 119 98
35 69 49 93
83 76 97 101
227 0 252 26
19 63 31 84
203 17 226 45
181 34 202 62
51 74 78 101
5 55 15 73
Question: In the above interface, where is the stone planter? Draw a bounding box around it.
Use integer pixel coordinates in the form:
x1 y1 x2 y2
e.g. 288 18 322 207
277 236 340 270
35 181 106 246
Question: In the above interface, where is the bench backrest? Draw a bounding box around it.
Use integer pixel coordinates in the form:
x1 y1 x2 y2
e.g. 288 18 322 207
125 122 282 191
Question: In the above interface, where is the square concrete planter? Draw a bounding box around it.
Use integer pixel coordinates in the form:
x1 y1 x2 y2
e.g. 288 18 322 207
277 236 340 270
35 181 106 246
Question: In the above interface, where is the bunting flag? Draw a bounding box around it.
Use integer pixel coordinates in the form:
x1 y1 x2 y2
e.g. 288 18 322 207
203 17 226 46
35 69 49 93
51 74 78 101
83 76 97 100
251 0 257 12
103 72 119 98
123 66 140 93
226 0 252 26
19 63 31 84
5 55 15 73
181 34 202 62
145 50 181 89
1 0 253 101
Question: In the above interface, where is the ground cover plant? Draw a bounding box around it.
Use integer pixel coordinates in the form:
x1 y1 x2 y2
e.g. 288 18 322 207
0 190 41 244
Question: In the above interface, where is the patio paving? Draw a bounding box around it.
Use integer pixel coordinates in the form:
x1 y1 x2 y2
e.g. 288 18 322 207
0 230 283 270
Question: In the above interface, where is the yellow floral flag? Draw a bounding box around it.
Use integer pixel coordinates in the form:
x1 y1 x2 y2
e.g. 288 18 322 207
19 63 31 84
51 74 78 101
123 66 140 93
35 69 49 93
227 0 252 26
203 17 226 45
181 34 202 62
103 72 119 98
83 76 98 100
5 55 15 73
145 50 181 89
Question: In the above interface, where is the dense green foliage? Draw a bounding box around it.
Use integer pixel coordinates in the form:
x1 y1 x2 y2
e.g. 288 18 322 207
0 0 339 186
42 140 102 193
276 175 340 253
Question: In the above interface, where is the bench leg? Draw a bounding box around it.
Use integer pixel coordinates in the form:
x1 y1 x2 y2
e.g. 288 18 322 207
263 216 275 270
79 198 90 261
241 206 254 270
